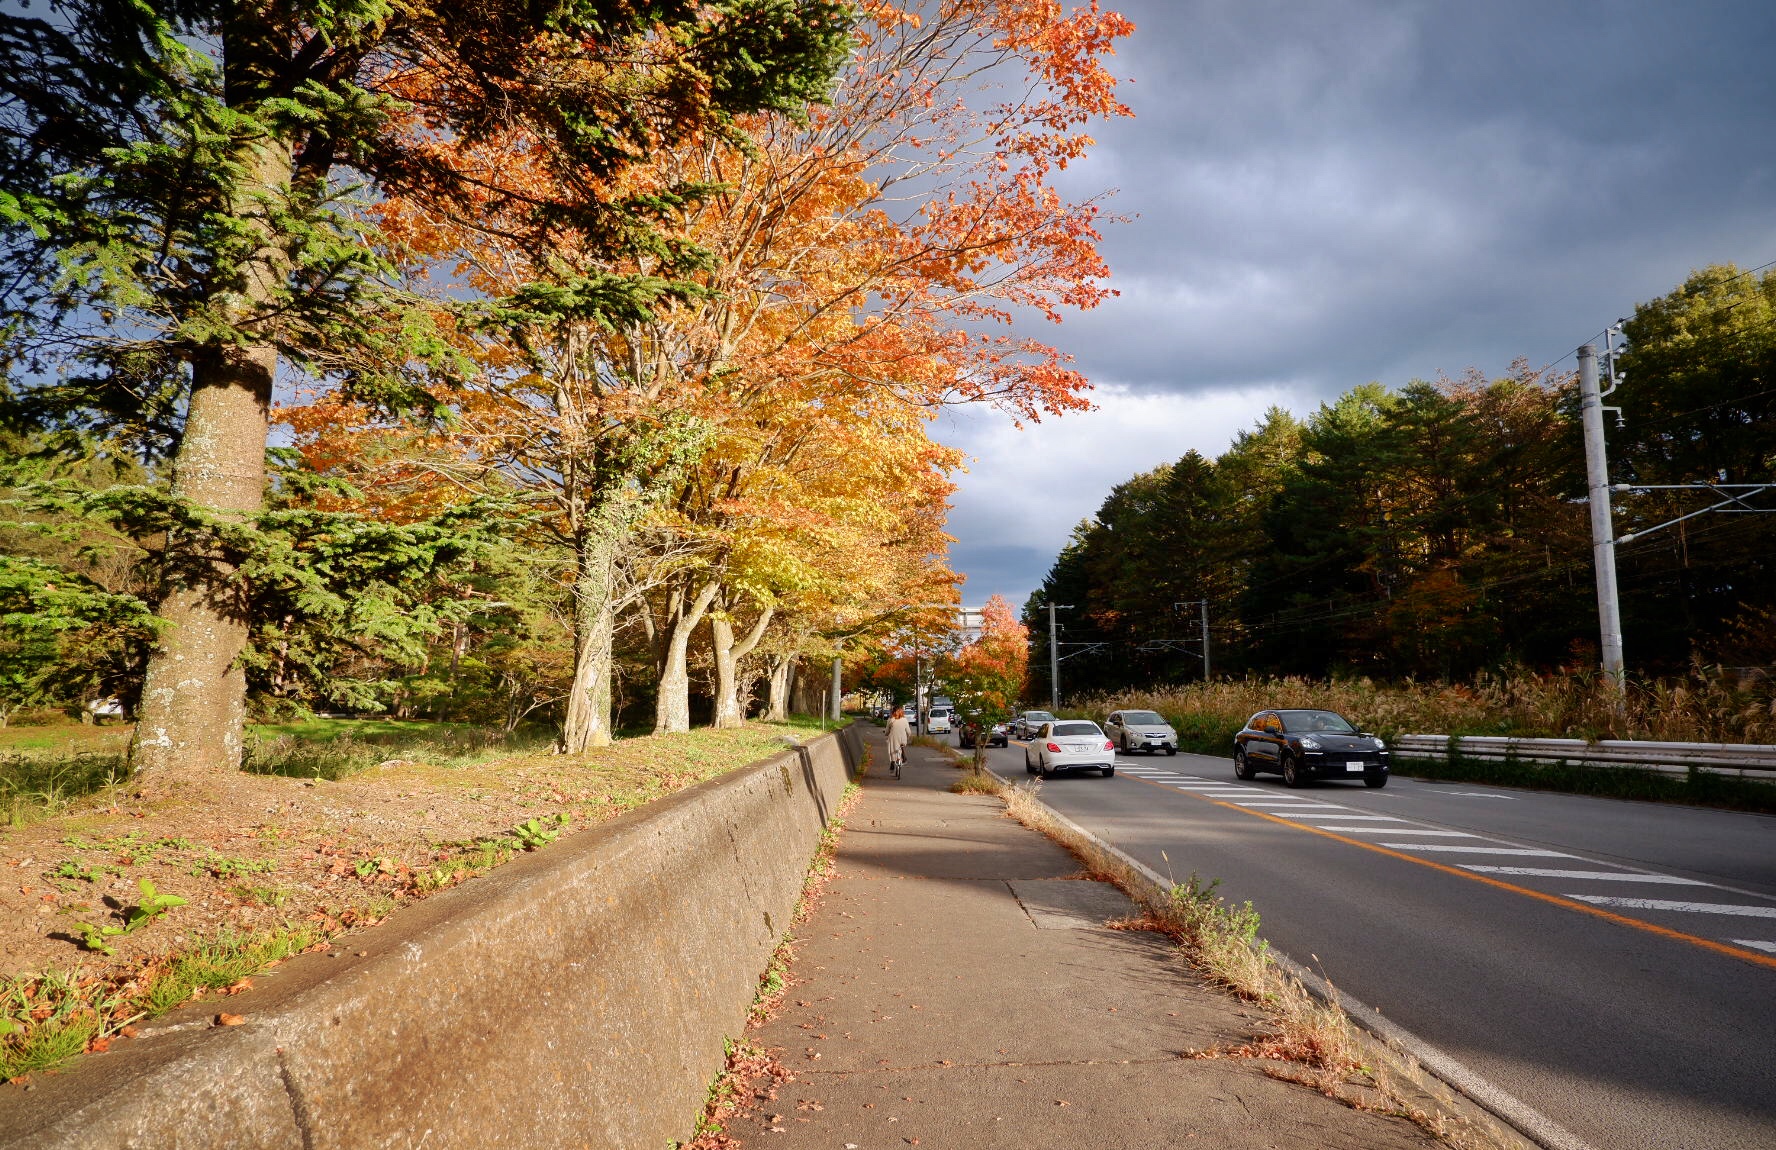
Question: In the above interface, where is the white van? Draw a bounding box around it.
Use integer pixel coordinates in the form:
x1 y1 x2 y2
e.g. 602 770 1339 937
926 706 952 734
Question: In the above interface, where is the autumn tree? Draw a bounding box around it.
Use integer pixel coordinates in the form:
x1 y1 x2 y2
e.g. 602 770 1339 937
628 0 1132 728
0 0 853 783
940 594 1028 742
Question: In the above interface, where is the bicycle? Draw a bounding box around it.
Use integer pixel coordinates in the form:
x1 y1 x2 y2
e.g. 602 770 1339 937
888 748 904 779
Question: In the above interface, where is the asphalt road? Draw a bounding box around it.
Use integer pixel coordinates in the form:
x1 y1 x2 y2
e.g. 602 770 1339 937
974 737 1776 1150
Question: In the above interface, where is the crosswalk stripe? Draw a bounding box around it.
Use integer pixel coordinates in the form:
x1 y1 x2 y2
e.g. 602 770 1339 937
1732 939 1776 954
1381 845 1573 856
1286 815 1404 822
1311 827 1476 836
1564 896 1776 918
1460 867 1706 884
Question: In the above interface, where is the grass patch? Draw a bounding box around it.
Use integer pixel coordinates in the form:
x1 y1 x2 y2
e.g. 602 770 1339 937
0 723 130 754
949 772 999 795
243 723 558 781
0 925 317 1080
1 750 129 829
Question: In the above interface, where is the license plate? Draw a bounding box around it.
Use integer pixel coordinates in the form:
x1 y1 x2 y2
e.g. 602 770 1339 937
1345 761 1366 772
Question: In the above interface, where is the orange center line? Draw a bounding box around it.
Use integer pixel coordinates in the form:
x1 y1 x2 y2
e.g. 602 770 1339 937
1125 772 1776 973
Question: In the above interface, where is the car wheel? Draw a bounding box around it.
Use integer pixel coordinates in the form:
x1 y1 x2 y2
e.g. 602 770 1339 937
1102 765 1115 778
1282 752 1306 789
1364 770 1389 789
1120 734 1131 754
1165 746 1176 756
1233 749 1254 780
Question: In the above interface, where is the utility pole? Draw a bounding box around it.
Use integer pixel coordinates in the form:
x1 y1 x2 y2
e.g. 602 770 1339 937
1044 603 1071 710
1578 343 1626 687
830 653 843 721
1199 598 1211 682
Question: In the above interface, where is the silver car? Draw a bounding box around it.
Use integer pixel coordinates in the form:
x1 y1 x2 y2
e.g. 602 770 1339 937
1104 709 1177 756
1022 720 1116 778
1011 710 1056 739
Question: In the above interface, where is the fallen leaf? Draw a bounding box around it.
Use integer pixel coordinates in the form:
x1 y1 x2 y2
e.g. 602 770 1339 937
216 1013 245 1027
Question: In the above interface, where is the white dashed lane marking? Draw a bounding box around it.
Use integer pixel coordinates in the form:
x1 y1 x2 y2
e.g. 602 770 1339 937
1564 896 1776 919
1733 940 1776 954
1460 867 1708 885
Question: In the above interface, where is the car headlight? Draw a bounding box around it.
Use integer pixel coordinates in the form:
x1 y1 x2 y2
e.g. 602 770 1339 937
1299 736 1321 750
1370 737 1386 750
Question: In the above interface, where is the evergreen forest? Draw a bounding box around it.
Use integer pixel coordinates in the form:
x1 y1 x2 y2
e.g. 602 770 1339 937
1023 264 1776 698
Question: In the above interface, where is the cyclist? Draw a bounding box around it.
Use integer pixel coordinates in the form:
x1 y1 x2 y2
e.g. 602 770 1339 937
884 705 910 779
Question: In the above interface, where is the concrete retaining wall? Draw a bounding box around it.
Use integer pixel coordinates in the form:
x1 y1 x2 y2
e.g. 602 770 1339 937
0 724 864 1150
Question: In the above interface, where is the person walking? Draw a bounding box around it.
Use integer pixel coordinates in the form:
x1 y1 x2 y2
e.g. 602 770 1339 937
884 705 911 779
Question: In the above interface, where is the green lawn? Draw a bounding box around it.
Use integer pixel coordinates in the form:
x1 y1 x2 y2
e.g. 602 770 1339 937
0 722 130 754
248 718 475 743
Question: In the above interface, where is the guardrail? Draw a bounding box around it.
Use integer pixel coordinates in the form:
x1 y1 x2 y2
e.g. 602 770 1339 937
1393 734 1776 779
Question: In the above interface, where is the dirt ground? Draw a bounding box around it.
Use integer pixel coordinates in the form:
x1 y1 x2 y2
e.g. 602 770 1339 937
1 723 818 984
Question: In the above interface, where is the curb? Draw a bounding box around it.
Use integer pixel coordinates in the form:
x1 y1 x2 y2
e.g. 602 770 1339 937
979 763 1599 1150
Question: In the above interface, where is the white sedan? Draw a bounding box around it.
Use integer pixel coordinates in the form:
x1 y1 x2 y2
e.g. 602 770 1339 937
1023 720 1117 778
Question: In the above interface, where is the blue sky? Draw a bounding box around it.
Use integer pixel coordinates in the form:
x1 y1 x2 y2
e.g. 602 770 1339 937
938 0 1776 610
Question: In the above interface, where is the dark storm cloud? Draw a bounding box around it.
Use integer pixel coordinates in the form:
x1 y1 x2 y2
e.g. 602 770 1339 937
1054 0 1776 393
942 0 1776 608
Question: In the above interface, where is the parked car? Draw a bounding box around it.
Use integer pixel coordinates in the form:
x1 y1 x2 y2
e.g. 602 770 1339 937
1023 720 1116 777
959 718 1009 749
926 706 953 734
1104 709 1177 756
1233 709 1390 788
1011 710 1056 739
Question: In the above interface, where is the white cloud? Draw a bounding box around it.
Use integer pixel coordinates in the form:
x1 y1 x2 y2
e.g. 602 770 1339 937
935 383 1300 608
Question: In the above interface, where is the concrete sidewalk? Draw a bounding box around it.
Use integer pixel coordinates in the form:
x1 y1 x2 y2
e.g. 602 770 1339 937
723 728 1442 1149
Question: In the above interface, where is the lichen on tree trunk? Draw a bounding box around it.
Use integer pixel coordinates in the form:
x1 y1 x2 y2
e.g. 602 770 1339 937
560 530 619 752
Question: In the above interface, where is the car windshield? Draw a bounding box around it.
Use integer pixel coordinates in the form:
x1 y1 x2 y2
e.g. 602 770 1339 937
1053 722 1099 736
1278 709 1358 734
1122 711 1164 725
1024 712 1054 723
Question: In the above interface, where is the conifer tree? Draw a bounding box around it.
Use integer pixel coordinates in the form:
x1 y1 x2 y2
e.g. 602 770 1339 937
0 0 853 782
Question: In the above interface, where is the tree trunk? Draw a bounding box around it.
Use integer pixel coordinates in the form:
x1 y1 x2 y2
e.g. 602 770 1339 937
131 347 278 784
763 653 797 721
131 21 291 787
560 529 620 752
654 579 719 734
711 601 774 729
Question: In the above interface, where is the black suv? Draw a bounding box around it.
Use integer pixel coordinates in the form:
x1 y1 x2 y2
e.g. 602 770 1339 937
1233 709 1389 788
